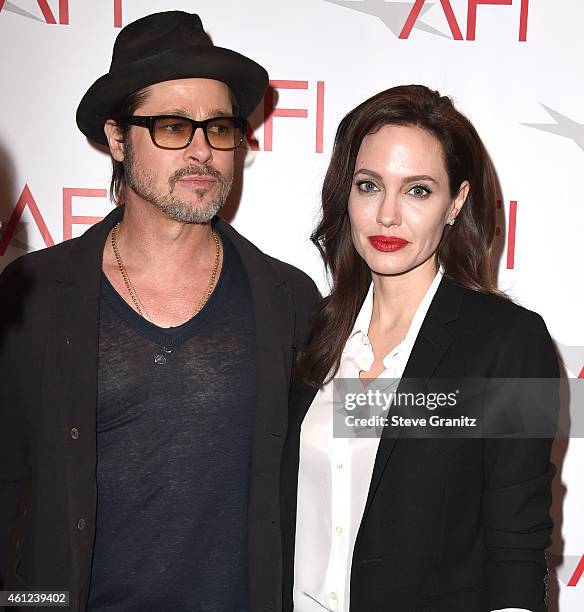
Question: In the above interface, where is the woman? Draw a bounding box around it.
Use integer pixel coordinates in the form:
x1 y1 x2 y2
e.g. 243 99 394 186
281 85 559 612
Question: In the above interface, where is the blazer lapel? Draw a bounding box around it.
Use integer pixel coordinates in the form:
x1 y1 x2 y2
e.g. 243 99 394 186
214 218 294 439
47 207 121 436
38 205 121 593
214 218 295 612
361 277 465 520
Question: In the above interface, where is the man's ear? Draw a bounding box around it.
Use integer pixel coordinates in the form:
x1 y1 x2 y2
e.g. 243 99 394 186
104 120 125 162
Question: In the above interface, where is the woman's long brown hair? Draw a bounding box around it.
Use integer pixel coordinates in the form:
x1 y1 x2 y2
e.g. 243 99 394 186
297 85 501 388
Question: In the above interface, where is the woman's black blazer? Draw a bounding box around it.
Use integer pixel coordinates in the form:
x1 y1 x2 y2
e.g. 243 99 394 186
281 276 559 612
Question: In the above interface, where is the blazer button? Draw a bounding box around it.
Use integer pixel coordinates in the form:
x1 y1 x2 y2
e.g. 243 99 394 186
77 518 86 531
70 427 80 440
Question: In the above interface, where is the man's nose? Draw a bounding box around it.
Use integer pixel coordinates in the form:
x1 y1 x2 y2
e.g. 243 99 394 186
182 126 213 164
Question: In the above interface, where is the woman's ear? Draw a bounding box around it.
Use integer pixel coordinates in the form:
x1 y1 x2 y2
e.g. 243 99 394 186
448 180 470 223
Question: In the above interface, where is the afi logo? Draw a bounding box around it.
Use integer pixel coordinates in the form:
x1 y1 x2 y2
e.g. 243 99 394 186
247 80 326 153
495 199 517 269
0 0 68 24
0 1 122 27
0 185 107 255
325 0 530 41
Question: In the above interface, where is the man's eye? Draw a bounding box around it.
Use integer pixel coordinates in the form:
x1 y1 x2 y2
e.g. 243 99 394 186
356 180 378 192
208 124 230 135
408 185 431 198
164 123 187 133
157 119 189 133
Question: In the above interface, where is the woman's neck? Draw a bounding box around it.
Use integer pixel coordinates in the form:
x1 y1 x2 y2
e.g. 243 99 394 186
369 257 439 333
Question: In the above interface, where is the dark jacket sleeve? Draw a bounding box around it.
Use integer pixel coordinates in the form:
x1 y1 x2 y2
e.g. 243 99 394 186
274 262 321 356
482 309 559 611
279 267 320 612
0 259 31 587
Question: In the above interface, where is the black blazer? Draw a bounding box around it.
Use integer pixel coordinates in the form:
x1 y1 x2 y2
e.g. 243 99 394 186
281 276 559 612
0 205 320 612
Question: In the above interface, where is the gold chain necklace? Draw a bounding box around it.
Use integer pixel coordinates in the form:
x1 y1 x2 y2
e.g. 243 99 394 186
110 222 221 324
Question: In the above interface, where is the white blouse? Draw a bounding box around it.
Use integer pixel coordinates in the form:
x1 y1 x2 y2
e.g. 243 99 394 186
293 268 529 612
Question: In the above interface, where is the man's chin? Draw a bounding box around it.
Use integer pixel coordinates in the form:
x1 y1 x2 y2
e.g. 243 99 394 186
159 200 223 224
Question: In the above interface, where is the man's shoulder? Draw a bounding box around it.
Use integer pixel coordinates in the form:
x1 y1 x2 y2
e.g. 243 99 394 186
215 217 320 300
0 238 78 285
265 252 319 295
0 209 115 285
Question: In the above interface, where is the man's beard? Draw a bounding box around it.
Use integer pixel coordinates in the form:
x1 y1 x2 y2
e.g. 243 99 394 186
123 139 232 224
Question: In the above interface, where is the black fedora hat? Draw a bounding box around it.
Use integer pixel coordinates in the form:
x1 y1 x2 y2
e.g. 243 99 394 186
76 11 268 145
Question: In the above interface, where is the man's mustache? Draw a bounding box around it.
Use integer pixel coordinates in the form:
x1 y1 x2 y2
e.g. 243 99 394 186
169 165 226 189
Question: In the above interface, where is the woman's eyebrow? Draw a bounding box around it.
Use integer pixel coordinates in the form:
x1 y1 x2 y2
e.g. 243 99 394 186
353 168 383 180
402 174 438 184
353 169 438 185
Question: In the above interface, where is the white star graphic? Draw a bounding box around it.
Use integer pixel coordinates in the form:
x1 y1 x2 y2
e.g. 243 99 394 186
522 105 584 152
546 553 584 587
1 1 45 22
555 341 584 378
322 0 449 38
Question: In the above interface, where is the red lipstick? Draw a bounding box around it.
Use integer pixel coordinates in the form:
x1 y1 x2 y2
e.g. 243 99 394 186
368 235 409 252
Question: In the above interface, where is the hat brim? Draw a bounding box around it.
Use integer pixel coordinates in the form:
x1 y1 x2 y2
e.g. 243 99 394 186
76 45 268 145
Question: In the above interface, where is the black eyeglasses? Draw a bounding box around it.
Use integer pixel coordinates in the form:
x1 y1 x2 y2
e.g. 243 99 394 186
121 115 248 151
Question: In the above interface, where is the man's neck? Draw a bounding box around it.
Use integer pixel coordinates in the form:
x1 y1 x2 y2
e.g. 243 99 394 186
108 199 216 277
101 198 224 328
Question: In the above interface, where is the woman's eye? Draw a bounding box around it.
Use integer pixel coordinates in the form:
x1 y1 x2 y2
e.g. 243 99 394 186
408 185 431 198
357 180 379 193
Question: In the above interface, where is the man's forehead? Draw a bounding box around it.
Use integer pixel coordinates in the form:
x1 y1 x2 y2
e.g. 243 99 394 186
141 78 231 100
135 78 236 115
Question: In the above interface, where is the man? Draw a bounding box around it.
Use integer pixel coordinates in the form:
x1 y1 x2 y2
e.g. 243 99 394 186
0 11 319 612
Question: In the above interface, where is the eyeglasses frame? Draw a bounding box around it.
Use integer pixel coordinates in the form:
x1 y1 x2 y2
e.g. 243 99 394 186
120 114 248 151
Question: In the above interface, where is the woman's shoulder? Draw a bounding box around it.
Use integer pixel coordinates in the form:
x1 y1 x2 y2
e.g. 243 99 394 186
447 276 548 335
444 277 558 376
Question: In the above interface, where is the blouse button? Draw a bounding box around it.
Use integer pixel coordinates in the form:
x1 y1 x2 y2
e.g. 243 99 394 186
358 356 370 370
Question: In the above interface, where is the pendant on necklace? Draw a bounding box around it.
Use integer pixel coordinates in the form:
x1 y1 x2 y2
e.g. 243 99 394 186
154 346 172 365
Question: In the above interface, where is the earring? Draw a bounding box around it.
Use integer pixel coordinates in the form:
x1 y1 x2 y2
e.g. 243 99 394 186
447 218 455 226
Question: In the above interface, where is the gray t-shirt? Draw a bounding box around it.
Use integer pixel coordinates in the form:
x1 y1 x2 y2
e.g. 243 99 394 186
88 228 257 612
